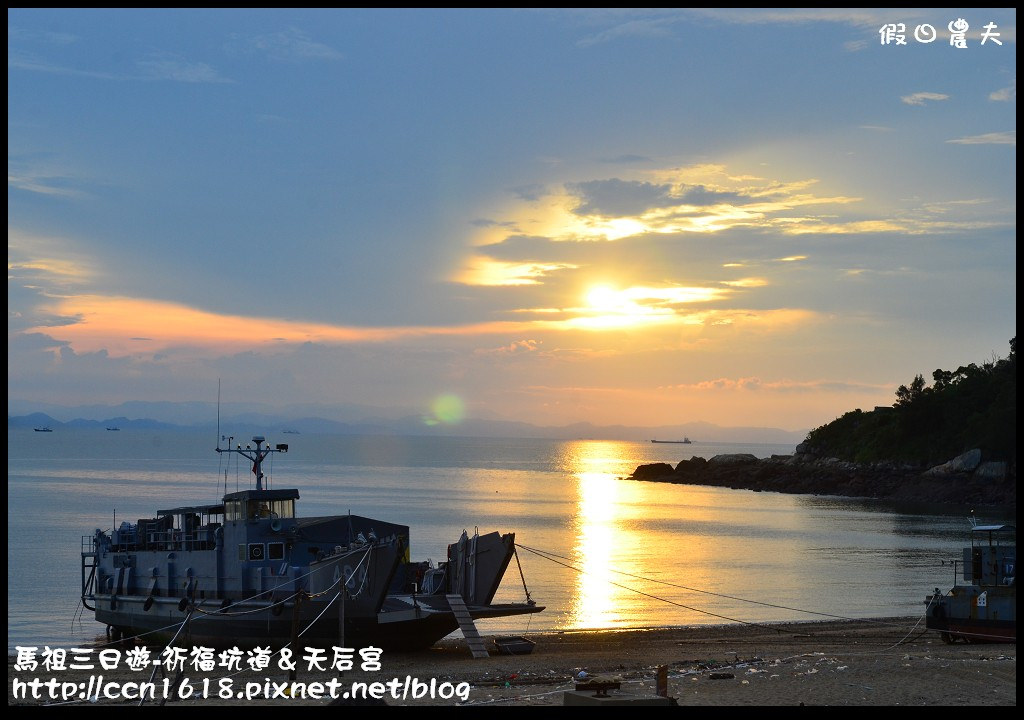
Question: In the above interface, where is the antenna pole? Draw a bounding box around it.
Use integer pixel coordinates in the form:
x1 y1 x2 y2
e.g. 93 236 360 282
216 379 222 450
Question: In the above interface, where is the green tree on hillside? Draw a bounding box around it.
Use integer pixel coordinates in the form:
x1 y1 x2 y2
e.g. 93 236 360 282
805 338 1016 466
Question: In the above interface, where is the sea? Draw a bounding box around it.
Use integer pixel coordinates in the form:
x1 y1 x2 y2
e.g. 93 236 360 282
7 427 1013 653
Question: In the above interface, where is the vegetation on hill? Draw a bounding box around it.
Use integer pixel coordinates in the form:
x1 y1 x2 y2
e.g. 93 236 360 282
804 338 1016 467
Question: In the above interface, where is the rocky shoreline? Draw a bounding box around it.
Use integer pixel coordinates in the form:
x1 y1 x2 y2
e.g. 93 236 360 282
629 447 1015 508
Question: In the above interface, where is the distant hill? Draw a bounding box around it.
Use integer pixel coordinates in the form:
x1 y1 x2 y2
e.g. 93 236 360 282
7 409 806 445
8 413 184 432
803 338 1016 467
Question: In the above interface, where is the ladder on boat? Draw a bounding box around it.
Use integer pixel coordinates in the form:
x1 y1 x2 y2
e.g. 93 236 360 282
445 594 489 658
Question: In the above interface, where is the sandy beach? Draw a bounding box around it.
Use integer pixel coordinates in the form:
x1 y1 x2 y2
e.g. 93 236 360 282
8 617 1015 706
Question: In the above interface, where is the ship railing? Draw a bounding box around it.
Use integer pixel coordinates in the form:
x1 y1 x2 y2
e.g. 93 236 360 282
143 529 217 551
956 557 1016 587
81 534 98 555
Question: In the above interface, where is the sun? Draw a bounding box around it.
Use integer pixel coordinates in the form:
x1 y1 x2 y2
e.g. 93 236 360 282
586 285 621 311
577 284 667 329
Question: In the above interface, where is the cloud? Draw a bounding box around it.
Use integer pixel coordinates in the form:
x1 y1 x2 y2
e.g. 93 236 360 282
684 8 910 26
678 185 749 206
721 277 768 288
945 131 1016 146
7 26 79 46
474 340 541 356
900 92 949 106
8 231 97 286
989 80 1016 102
569 9 918 48
8 49 231 84
136 57 232 84
230 27 342 62
510 184 548 202
471 218 519 229
569 179 677 216
667 377 888 394
456 258 577 286
7 172 85 197
600 154 653 164
576 17 676 47
568 179 754 217
7 51 120 80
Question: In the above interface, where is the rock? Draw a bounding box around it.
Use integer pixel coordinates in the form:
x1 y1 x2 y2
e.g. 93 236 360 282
675 457 707 473
631 462 675 480
974 461 1008 481
924 449 983 477
707 454 758 465
628 450 1014 506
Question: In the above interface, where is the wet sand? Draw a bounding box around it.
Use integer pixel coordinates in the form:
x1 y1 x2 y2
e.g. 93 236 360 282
8 617 1015 706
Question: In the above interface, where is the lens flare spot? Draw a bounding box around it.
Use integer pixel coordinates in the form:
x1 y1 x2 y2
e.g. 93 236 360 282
425 394 465 425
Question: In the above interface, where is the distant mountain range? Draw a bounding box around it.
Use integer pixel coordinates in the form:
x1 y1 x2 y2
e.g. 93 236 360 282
7 402 807 445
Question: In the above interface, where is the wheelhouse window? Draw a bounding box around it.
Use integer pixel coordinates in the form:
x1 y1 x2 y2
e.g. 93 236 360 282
225 500 244 521
269 499 295 518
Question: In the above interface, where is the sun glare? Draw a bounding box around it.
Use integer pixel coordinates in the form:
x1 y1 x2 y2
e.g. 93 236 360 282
586 285 620 310
576 284 669 330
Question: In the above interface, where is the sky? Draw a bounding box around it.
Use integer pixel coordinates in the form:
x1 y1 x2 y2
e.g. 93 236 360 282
7 8 1017 432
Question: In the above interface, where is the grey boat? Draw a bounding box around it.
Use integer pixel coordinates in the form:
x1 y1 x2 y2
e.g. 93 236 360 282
81 434 542 650
924 523 1015 643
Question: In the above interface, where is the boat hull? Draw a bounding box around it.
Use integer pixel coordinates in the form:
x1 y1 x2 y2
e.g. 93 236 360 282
925 586 1016 643
95 595 544 650
374 598 544 650
924 524 1015 645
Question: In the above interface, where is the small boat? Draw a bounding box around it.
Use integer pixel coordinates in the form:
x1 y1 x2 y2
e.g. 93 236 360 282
493 635 536 655
34 427 53 432
925 523 1015 643
650 437 691 444
106 427 120 431
81 427 543 650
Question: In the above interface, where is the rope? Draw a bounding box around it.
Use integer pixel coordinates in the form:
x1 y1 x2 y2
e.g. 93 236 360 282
512 544 532 604
515 543 800 634
517 542 918 630
139 605 195 706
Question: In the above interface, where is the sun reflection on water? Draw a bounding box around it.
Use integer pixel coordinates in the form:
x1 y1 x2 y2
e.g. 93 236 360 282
565 440 646 629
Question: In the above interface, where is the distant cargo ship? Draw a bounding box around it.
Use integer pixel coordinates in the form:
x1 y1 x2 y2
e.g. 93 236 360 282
650 437 692 444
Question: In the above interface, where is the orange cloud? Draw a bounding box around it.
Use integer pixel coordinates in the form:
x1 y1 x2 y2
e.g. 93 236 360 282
25 295 527 356
24 292 823 358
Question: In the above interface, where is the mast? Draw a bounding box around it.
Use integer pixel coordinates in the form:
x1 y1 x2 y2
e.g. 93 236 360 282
216 379 221 451
216 436 288 491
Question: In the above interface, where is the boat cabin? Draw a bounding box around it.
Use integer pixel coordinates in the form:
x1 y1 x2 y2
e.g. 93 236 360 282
964 524 1015 587
221 488 299 522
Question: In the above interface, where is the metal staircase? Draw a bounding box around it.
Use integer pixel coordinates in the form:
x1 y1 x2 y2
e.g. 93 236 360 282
446 594 489 658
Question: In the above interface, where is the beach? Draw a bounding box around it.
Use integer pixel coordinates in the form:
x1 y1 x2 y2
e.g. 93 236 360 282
8 617 1015 706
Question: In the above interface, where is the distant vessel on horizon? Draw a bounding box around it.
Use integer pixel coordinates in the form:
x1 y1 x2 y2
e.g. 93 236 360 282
650 437 692 444
106 427 120 431
34 427 53 432
282 429 300 434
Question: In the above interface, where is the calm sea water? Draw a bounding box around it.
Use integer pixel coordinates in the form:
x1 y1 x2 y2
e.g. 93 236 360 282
7 428 1011 652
